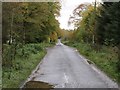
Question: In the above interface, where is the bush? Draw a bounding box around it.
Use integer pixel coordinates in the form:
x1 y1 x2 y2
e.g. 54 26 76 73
2 44 14 67
2 42 53 88
2 43 45 67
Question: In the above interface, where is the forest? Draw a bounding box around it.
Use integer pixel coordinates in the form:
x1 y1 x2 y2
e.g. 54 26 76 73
2 2 62 87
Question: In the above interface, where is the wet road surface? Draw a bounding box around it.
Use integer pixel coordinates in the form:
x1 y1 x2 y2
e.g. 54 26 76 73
24 44 118 88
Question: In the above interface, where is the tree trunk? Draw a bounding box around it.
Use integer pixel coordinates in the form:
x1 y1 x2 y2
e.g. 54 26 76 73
9 9 14 45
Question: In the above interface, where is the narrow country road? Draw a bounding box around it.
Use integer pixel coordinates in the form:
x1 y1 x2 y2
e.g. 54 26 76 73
24 43 119 88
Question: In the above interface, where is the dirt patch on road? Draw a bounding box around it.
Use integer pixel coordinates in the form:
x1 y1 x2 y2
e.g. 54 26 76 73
23 81 54 89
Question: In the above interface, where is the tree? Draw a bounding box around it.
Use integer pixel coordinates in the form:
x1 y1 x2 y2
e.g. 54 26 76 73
2 2 61 70
95 2 120 70
68 3 100 44
2 2 61 44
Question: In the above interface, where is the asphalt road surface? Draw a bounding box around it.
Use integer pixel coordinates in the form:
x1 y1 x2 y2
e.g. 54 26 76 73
24 43 119 88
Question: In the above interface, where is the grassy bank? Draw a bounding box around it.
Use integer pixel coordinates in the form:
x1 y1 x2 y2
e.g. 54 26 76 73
65 42 120 83
2 43 53 88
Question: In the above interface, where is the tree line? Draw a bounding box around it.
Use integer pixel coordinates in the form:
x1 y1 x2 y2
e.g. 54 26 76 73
68 1 120 71
2 2 62 68
2 2 61 44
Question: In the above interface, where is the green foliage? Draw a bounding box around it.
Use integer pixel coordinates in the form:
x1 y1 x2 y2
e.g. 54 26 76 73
67 2 120 72
3 52 45 88
95 2 120 46
16 44 43 58
2 2 61 88
95 2 120 71
2 2 61 87
66 42 120 83
2 2 61 44
2 43 53 88
65 1 120 80
2 43 51 67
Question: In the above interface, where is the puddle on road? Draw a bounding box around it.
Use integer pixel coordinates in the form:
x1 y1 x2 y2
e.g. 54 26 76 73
23 81 54 89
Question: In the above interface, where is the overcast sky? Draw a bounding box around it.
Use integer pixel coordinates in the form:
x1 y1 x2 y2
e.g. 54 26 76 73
57 0 101 30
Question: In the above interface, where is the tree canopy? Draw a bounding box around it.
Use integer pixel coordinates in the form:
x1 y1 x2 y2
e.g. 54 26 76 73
2 2 61 44
67 1 120 70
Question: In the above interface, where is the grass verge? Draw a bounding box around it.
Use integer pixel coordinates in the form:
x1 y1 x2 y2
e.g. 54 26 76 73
2 43 53 88
65 42 120 83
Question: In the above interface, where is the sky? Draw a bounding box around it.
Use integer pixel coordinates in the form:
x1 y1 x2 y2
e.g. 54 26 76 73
57 0 101 30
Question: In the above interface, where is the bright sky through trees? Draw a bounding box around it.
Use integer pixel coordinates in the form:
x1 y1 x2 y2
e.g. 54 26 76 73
58 0 101 30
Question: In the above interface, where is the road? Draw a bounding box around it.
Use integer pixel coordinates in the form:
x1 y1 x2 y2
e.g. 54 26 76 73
23 43 119 88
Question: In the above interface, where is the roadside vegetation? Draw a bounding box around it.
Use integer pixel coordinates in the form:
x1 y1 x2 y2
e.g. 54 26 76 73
62 1 120 83
2 1 120 88
2 2 61 88
2 43 53 88
65 42 120 83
